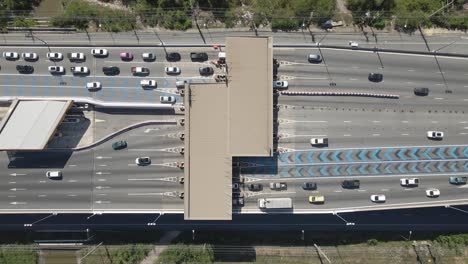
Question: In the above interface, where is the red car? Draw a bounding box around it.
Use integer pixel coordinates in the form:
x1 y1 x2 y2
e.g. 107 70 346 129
120 52 134 61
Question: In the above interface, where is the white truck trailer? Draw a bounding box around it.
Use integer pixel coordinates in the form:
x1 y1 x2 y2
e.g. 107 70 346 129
258 198 292 209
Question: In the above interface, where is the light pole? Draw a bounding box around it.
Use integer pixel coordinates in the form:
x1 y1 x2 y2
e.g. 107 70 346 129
333 211 355 226
445 205 468 214
24 213 58 227
147 212 165 226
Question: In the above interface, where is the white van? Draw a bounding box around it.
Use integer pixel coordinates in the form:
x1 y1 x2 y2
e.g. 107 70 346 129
46 171 62 179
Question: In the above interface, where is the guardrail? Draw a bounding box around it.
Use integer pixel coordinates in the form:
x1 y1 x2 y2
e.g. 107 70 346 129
280 91 399 99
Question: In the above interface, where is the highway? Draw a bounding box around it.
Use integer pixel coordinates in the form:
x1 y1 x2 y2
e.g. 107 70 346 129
0 34 467 214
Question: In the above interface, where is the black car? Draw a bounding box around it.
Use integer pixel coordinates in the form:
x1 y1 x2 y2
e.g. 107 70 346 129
103 66 120 75
368 73 383 83
302 182 317 190
414 87 429 96
190 52 208 62
248 183 263 191
16 65 34 74
166 52 181 62
199 66 214 76
342 179 360 189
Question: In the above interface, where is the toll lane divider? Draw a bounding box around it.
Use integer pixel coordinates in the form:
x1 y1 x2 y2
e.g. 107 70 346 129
280 91 399 99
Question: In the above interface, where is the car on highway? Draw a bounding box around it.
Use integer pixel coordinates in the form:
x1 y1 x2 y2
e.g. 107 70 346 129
103 66 120 75
427 131 444 140
86 81 102 91
142 52 156 61
120 52 134 61
160 96 176 104
135 157 151 166
273 81 289 90
71 66 90 75
165 66 181 75
68 52 86 62
16 65 34 74
176 80 187 89
46 171 62 179
368 73 383 82
91 48 108 57
370 194 386 203
48 66 65 74
308 54 322 63
426 188 440 198
47 52 63 61
342 179 360 189
140 80 157 89
3 51 19 60
308 195 325 204
199 66 214 76
112 140 127 150
190 52 208 62
310 137 328 147
166 52 181 62
132 66 150 76
22 52 38 61
449 176 467 185
302 182 317 190
349 41 359 48
270 182 287 190
247 183 263 191
414 87 429 96
400 178 419 187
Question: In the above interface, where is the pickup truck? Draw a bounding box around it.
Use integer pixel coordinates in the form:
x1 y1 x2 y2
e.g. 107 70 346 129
449 176 467 185
67 52 85 62
131 67 150 76
269 182 287 190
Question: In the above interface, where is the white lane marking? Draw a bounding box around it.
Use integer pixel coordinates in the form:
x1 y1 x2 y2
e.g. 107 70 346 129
9 188 26 191
406 82 413 84
381 189 389 191
67 194 77 197
459 121 467 124
436 84 444 86
38 195 47 197
459 133 467 135
343 134 351 137
9 173 26 176
69 165 77 167
431 121 439 123
8 182 16 184
95 186 111 190
434 97 444 100
401 133 410 136
464 127 468 130
408 69 415 72
95 172 111 175
97 179 107 182
372 134 380 136
402 121 409 123
333 190 342 193
344 121 351 123
372 121 381 123
96 193 107 196
96 156 112 159
349 78 358 81
464 99 468 101
39 180 46 183
10 202 27 205
68 180 77 183
94 200 111 204
8 196 16 198
98 164 107 167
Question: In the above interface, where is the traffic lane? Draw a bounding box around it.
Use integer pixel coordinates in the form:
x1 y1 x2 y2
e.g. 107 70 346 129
92 190 184 210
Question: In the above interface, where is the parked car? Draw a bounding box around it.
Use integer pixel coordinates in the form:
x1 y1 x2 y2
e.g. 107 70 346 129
86 82 102 90
142 52 156 61
414 87 429 96
190 52 208 61
91 48 108 57
427 131 444 140
342 179 360 189
22 52 38 61
135 157 151 166
47 52 63 61
310 138 328 146
103 66 120 75
166 52 181 62
248 183 263 191
308 54 322 63
3 52 19 60
46 171 62 179
426 188 440 198
273 81 289 90
199 66 214 75
71 66 89 75
112 140 127 150
48 66 65 74
165 66 181 75
302 182 317 190
269 182 287 190
449 176 467 185
176 80 187 89
16 65 34 74
131 67 150 76
368 73 383 82
141 80 157 89
308 195 325 204
370 194 386 203
400 178 419 187
120 52 134 61
67 52 86 62
160 96 176 104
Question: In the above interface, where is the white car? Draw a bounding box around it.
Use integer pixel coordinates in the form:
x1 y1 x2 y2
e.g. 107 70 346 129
400 178 419 187
165 66 181 75
273 81 289 90
310 138 328 146
370 194 386 203
46 171 62 179
71 66 89 75
48 66 65 74
427 131 444 140
349 41 359 48
3 52 19 60
86 82 101 90
91 48 108 57
176 80 187 89
160 96 176 104
47 52 63 61
141 80 157 88
68 52 85 62
426 188 440 198
22 52 38 61
142 52 156 61
135 157 151 166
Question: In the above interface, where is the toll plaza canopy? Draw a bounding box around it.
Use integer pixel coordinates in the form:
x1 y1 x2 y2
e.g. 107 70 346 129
0 100 72 150
184 37 273 220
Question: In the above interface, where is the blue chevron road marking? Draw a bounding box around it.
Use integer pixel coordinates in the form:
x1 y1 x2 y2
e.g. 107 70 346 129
346 150 353 162
410 148 419 160
295 153 301 164
424 148 432 160
463 147 468 158
411 163 418 173
371 149 380 161
319 151 328 162
295 167 302 177
279 154 287 163
307 166 314 176
385 164 392 174
358 150 367 161
437 162 444 172
424 163 431 173
465 162 468 171
450 163 457 172
358 165 367 174
436 147 445 160
333 166 340 175
332 151 340 162
372 164 379 174
281 169 289 177
320 166 328 176
397 163 405 173
384 149 393 161
397 148 406 161
306 152 314 163
449 147 458 159
346 166 353 176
